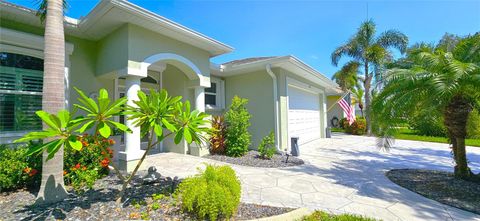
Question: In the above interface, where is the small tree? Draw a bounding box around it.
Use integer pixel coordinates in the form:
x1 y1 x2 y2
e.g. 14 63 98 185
224 96 251 157
16 88 209 202
257 131 276 159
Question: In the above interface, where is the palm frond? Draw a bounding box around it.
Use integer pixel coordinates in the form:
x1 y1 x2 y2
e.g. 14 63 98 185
376 30 409 54
35 0 68 23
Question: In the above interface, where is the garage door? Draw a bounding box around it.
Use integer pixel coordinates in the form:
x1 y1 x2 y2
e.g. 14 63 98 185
288 85 321 145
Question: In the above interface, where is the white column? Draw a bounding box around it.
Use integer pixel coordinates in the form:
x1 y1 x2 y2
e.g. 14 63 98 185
194 86 205 112
121 75 144 166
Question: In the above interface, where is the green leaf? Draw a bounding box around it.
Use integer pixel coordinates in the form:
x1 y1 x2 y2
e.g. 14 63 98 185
99 88 109 99
74 87 99 113
68 136 83 151
14 130 57 143
36 111 60 131
99 122 111 138
57 110 70 129
46 139 64 161
174 129 184 144
184 127 192 143
77 120 95 133
154 124 163 138
107 120 131 133
162 118 177 132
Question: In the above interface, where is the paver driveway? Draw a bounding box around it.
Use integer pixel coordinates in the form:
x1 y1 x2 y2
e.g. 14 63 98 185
142 133 480 221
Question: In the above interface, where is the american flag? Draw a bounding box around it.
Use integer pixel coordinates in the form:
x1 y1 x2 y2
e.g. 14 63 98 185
338 92 355 125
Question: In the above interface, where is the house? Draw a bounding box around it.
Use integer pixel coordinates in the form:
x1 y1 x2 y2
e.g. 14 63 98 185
0 0 338 171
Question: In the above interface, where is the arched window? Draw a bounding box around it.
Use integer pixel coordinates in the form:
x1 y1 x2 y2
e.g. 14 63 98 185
0 52 43 132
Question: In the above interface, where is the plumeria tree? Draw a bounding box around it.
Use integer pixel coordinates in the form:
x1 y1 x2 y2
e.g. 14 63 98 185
16 88 210 202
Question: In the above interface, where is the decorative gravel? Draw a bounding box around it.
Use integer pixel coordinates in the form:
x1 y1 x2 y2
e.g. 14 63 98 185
0 174 293 221
386 169 480 214
204 151 304 168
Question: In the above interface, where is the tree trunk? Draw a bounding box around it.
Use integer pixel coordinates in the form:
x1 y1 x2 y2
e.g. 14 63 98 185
36 0 68 204
444 96 473 180
363 62 372 135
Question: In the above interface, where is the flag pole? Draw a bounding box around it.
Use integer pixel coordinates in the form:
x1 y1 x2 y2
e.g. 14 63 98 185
326 90 351 112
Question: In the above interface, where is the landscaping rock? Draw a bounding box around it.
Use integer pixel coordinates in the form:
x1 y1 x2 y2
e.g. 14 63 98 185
386 169 480 215
204 150 304 168
0 174 293 220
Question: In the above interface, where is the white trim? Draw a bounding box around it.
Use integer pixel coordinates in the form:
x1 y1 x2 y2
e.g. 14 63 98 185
0 28 74 55
205 77 225 110
141 53 202 80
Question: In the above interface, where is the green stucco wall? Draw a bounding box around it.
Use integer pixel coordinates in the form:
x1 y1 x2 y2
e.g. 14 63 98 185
225 70 275 149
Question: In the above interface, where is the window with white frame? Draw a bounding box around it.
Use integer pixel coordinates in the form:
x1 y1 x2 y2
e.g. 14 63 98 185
0 52 43 132
205 77 224 109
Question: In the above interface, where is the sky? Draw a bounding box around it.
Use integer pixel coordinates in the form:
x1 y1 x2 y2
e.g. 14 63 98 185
7 0 480 78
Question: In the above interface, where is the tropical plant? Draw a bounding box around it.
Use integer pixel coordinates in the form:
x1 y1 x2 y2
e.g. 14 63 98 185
257 131 276 159
351 84 365 117
175 164 241 221
331 61 360 91
342 117 367 135
209 116 227 154
224 96 252 157
331 19 408 134
0 144 42 192
35 0 69 204
372 33 480 180
121 89 209 201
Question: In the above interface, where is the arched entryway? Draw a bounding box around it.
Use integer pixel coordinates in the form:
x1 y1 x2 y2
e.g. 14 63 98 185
118 53 209 171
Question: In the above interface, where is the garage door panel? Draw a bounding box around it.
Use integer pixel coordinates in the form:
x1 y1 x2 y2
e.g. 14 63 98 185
288 86 321 145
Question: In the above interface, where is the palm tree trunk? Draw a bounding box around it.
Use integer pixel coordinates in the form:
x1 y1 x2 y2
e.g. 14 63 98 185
444 96 473 180
455 138 471 178
363 62 372 135
37 0 68 204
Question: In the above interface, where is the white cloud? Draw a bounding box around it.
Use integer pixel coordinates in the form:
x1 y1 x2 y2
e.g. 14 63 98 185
310 55 319 60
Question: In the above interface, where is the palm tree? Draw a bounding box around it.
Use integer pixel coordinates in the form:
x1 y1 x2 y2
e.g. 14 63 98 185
35 0 69 204
331 20 408 134
351 84 364 117
331 61 360 91
372 33 480 180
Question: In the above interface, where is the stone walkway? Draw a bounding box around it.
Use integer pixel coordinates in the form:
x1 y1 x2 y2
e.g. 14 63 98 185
141 133 480 221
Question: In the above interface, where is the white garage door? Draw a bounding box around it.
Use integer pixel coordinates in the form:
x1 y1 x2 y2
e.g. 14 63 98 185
288 85 321 145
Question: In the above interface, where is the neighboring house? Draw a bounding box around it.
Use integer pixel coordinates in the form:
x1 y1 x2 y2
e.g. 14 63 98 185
0 0 338 171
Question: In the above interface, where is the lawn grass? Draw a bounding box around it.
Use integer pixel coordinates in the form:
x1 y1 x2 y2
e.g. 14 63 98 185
299 210 378 221
331 127 346 133
394 128 480 147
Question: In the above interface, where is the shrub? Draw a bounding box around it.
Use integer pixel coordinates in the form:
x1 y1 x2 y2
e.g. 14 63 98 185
224 96 252 157
0 143 41 192
408 109 446 137
64 134 113 192
209 116 227 154
301 210 377 221
339 118 347 129
467 109 480 139
175 164 241 221
342 117 367 135
257 131 276 159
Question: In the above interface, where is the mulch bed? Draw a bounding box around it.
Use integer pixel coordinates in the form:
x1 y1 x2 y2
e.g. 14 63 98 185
386 169 480 214
204 150 304 168
0 174 293 221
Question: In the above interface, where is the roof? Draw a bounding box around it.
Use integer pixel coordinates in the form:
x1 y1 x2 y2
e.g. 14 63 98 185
219 56 339 93
0 0 233 57
222 57 278 66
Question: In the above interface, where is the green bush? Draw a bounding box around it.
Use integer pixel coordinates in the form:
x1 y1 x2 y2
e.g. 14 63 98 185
467 109 480 139
175 164 241 221
257 131 276 159
342 117 367 135
64 134 112 192
225 96 252 157
0 143 41 192
408 109 446 137
339 118 347 129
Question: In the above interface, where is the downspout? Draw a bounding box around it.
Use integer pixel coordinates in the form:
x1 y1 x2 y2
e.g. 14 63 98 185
266 64 280 151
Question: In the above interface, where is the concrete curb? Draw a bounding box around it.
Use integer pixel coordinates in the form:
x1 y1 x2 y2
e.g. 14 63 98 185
247 208 311 221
